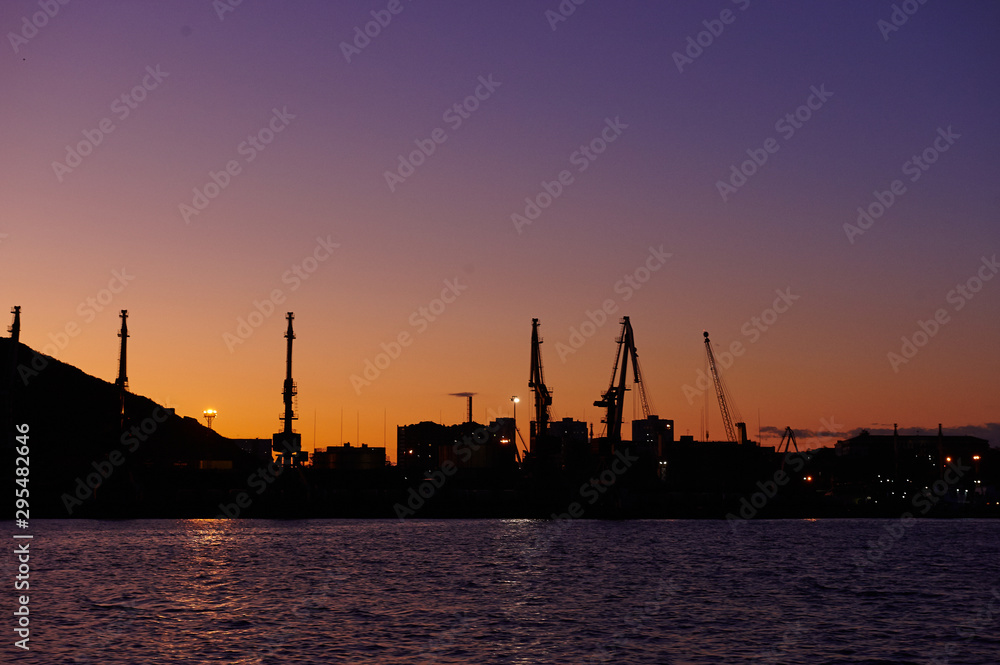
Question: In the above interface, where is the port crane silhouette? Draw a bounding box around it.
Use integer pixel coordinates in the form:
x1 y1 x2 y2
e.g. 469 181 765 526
594 317 652 445
528 318 552 454
703 331 748 444
273 312 305 468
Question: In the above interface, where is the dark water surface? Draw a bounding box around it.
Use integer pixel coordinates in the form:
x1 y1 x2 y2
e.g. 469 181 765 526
5 519 1000 664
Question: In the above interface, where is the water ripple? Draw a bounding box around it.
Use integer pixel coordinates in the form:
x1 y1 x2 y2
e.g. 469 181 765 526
7 519 999 664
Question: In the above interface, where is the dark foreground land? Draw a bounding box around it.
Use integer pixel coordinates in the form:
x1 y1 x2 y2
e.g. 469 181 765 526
3 337 998 520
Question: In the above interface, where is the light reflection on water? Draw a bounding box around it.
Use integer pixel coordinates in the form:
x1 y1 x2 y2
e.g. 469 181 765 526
11 519 1000 664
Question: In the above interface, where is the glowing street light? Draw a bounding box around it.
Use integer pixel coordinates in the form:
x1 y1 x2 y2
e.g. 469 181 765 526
510 396 520 438
203 409 217 429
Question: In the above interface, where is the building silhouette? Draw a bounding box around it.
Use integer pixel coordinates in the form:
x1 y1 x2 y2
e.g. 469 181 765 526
312 443 386 470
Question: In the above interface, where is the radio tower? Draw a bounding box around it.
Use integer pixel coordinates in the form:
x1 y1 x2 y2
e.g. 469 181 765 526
115 310 129 429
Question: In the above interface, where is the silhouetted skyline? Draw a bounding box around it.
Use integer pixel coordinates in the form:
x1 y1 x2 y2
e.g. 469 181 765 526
2 1 998 460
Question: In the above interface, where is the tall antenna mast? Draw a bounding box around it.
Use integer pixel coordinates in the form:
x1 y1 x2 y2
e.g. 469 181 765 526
282 312 296 434
273 312 302 468
116 310 129 429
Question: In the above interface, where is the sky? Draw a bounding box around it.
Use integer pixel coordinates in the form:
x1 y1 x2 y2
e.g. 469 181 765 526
2 0 998 459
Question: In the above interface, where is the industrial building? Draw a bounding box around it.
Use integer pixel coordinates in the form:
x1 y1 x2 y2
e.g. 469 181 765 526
632 416 675 458
397 419 517 473
396 421 449 471
232 439 273 463
835 426 988 485
312 443 386 470
438 418 518 471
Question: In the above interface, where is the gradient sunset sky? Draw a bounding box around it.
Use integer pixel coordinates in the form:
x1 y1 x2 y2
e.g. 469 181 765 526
3 0 998 458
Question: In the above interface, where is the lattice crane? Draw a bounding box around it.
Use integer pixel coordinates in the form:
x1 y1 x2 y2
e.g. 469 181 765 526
703 331 743 444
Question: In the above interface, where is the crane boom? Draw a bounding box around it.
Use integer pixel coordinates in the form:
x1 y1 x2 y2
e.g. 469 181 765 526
703 331 740 444
629 338 652 419
528 318 552 444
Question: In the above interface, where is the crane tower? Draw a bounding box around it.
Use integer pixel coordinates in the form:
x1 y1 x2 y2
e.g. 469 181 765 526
528 318 552 454
273 312 304 468
116 310 129 429
702 331 748 444
594 317 653 445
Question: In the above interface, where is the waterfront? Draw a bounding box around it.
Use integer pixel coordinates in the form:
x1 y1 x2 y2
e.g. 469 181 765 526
5 519 999 664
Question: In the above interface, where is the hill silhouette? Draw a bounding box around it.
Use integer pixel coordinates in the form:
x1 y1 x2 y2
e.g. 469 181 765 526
3 337 260 517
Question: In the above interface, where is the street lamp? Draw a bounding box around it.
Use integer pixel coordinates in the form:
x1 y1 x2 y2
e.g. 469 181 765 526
203 409 217 429
511 395 520 434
